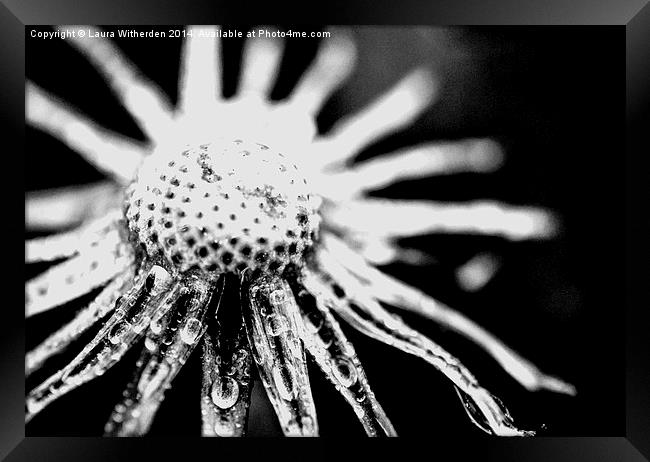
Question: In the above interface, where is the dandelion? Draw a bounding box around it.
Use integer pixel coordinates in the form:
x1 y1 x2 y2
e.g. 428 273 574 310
25 26 575 437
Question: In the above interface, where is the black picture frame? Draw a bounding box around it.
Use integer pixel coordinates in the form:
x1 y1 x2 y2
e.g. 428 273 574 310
3 1 648 460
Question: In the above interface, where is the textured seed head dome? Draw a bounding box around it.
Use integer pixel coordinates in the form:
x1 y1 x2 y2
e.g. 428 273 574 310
124 139 320 278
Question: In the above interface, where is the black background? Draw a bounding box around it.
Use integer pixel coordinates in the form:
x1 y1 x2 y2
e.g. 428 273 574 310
25 26 624 437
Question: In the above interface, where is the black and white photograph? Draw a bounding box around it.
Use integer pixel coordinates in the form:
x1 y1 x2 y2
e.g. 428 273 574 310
0 5 642 458
23 24 625 438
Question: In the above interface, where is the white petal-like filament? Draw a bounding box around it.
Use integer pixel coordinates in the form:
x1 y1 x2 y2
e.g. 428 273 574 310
26 182 122 231
289 29 357 115
27 83 146 183
242 273 318 436
62 25 174 142
324 198 558 241
26 228 134 317
238 33 284 99
26 266 174 421
337 234 436 267
319 138 504 200
26 267 135 376
322 235 576 396
26 210 123 263
315 68 437 170
287 276 396 436
200 276 252 437
308 252 533 436
179 26 222 115
105 278 213 436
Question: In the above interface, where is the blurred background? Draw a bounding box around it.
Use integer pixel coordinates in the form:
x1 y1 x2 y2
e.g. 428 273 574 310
26 26 623 436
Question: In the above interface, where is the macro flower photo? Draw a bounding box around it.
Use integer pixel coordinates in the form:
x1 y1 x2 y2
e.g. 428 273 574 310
25 25 623 437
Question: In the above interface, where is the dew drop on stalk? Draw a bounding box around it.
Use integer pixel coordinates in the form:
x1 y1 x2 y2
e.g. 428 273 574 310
300 415 316 435
138 362 171 399
108 321 133 345
214 418 236 437
149 318 163 335
210 375 239 409
180 317 202 345
269 290 286 306
272 363 297 401
144 337 157 352
133 315 151 334
332 356 358 388
303 310 324 333
265 313 287 337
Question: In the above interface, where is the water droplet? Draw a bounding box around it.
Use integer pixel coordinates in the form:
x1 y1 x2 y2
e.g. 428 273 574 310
149 318 163 335
26 398 43 415
265 314 287 337
210 376 240 409
272 364 297 401
269 289 286 305
214 418 236 437
317 327 333 348
109 321 131 344
138 362 170 398
454 386 495 434
340 341 356 358
67 375 84 386
303 310 324 333
133 315 150 334
453 386 531 436
300 415 317 435
121 419 139 435
223 362 237 376
258 300 272 316
287 333 304 359
180 317 202 344
144 337 157 352
252 345 268 366
331 357 358 387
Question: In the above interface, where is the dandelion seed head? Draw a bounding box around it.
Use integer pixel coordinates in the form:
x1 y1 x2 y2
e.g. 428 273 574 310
26 26 575 437
124 138 320 277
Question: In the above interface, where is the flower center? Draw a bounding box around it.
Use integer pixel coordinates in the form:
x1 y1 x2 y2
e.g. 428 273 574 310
124 139 320 277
